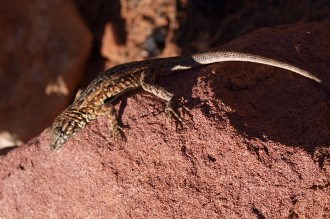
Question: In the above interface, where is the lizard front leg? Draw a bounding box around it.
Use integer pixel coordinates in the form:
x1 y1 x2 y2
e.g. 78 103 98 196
91 103 126 142
140 70 188 125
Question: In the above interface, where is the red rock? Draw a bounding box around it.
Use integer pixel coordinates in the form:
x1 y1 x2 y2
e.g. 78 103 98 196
0 22 329 218
0 0 92 148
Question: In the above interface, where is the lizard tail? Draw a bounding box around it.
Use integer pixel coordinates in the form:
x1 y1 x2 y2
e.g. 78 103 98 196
189 51 322 83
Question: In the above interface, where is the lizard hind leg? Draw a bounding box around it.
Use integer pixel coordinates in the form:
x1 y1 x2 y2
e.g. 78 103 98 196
140 71 189 126
165 96 190 127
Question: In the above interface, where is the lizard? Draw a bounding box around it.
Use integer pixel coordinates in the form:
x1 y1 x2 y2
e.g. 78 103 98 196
50 51 322 151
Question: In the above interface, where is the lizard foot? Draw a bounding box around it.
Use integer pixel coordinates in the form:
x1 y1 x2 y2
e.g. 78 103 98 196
165 97 190 127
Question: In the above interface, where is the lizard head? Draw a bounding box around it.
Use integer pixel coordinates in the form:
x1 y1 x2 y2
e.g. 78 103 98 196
50 114 84 151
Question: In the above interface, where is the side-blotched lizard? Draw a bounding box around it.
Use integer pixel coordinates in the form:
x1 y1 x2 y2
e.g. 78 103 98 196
50 51 322 151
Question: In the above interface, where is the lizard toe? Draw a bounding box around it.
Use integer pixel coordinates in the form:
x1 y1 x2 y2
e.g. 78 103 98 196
165 100 188 127
111 124 127 143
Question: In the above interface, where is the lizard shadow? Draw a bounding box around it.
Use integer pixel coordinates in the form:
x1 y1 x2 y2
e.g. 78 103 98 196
214 64 329 164
115 98 129 130
159 63 329 167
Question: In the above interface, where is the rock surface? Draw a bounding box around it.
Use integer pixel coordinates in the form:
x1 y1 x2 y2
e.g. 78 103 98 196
0 22 329 218
0 0 92 148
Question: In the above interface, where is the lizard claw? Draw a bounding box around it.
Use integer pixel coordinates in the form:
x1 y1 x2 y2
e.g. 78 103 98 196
165 97 190 127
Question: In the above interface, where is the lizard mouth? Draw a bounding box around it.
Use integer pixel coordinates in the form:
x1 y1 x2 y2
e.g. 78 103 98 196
50 126 68 151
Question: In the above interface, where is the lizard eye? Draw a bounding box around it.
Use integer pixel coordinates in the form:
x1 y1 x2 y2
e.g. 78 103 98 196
56 128 64 138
